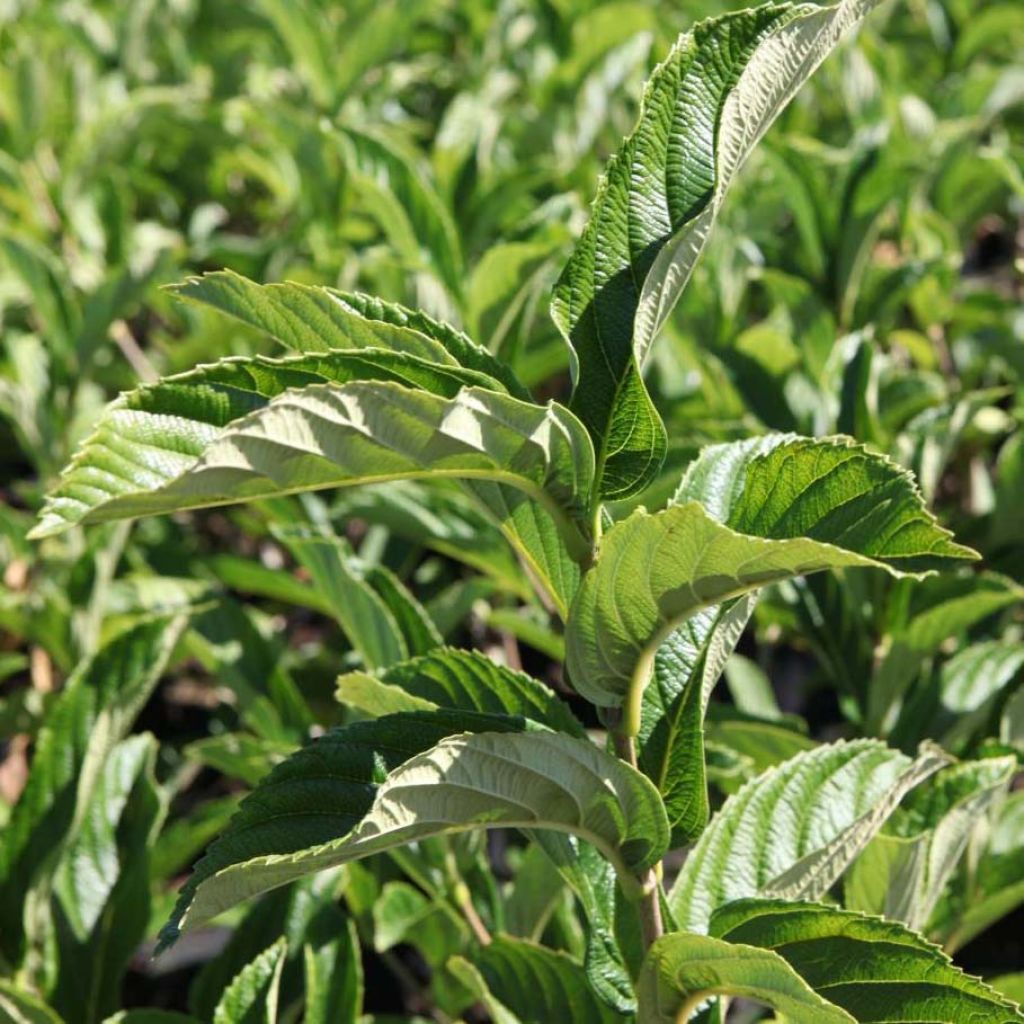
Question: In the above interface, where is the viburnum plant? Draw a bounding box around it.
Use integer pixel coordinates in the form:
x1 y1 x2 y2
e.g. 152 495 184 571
23 0 1024 1021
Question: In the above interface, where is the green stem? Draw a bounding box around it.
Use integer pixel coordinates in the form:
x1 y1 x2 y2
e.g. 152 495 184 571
610 722 664 951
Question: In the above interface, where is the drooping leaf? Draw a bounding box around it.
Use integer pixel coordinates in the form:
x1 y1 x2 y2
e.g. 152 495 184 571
212 938 286 1024
667 740 948 933
0 616 185 964
638 596 756 845
29 381 595 570
711 899 1024 1022
463 936 620 1024
552 0 883 498
337 647 584 736
566 436 975 708
160 710 525 948
846 756 1016 931
636 932 854 1024
166 728 667 948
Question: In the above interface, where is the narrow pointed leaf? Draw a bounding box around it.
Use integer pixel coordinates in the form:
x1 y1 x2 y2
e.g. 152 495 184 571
712 899 1024 1023
566 436 975 708
638 596 756 845
636 932 854 1024
667 740 949 933
0 617 185 964
553 0 883 498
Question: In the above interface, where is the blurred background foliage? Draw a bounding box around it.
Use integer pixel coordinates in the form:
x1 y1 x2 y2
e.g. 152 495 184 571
0 0 1022 1019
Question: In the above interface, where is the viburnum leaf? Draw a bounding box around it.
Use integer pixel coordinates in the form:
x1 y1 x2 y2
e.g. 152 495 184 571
636 932 854 1024
161 721 667 945
711 899 1024 1023
566 435 976 710
553 0 883 499
336 647 584 736
667 740 949 933
29 380 595 568
459 935 621 1024
168 271 525 396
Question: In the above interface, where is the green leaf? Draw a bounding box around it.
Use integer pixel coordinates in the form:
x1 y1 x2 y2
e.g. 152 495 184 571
937 643 1024 750
168 271 524 396
337 647 584 736
845 756 1016 931
0 981 64 1024
636 932 854 1024
532 834 637 1015
273 524 408 669
160 710 524 947
30 380 595 567
50 736 165 1024
638 597 756 845
0 617 185 964
167 727 667 947
553 1 883 498
566 435 975 710
213 938 286 1024
463 936 620 1024
303 910 362 1024
711 899 1024 1023
336 125 463 302
667 740 949 933
372 882 468 969
939 790 1024 953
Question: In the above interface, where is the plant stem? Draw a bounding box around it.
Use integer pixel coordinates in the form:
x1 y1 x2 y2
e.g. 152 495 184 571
444 847 492 946
610 721 664 950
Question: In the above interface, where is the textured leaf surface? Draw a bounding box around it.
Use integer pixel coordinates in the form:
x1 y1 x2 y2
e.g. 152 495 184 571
163 721 667 943
31 381 594 566
636 932 853 1024
337 647 584 736
566 436 974 707
160 710 524 947
0 617 184 963
712 899 1024 1023
169 271 524 395
552 1 882 498
667 740 948 932
464 936 620 1024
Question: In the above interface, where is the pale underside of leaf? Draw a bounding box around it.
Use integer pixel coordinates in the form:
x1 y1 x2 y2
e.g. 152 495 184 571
30 382 595 566
173 730 668 937
667 739 949 933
